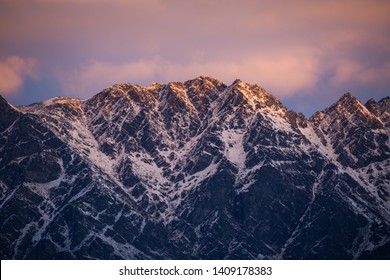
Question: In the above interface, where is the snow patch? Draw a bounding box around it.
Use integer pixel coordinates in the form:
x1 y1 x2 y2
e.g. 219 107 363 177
221 129 246 168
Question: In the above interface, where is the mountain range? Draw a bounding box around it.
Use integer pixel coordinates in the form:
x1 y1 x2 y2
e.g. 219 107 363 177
0 76 389 259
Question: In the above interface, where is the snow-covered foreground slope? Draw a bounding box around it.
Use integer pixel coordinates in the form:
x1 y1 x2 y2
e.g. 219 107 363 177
1 77 389 259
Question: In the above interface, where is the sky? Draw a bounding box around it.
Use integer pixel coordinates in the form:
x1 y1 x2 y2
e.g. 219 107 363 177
1 0 390 116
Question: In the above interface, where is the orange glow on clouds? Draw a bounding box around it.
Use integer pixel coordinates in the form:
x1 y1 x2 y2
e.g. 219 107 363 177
0 0 389 109
0 57 38 96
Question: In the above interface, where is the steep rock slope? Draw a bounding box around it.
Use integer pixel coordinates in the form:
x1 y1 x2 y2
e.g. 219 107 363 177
0 77 389 259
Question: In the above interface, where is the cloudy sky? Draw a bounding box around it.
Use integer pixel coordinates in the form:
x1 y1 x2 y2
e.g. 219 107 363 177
1 0 390 116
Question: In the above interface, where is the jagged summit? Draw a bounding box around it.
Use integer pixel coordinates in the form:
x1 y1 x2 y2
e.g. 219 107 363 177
326 92 367 114
339 91 354 100
364 97 390 113
189 75 225 84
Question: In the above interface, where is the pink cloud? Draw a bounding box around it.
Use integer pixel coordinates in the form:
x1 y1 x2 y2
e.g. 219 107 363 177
58 59 161 97
1 0 389 102
160 51 320 96
0 56 38 97
331 60 390 88
60 49 320 98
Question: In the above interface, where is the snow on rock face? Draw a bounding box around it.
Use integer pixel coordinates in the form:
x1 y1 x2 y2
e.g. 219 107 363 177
309 93 390 169
1 78 390 260
221 128 246 168
366 97 390 129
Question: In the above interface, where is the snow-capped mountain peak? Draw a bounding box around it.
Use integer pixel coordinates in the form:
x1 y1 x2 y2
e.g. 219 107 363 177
0 78 389 260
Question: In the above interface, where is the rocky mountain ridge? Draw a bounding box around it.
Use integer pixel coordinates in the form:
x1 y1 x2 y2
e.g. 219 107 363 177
0 76 389 259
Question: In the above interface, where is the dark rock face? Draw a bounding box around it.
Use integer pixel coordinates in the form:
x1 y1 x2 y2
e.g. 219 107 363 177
0 77 389 259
